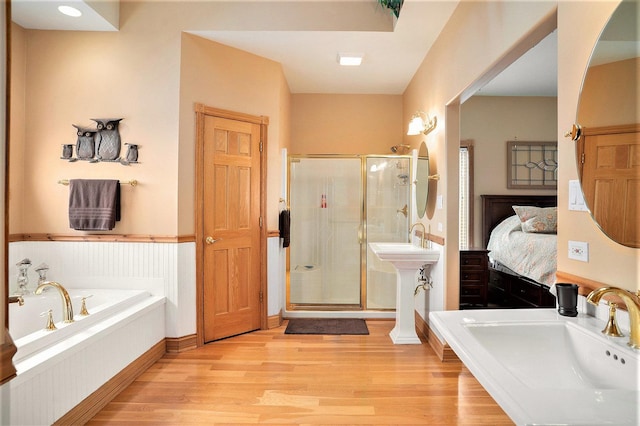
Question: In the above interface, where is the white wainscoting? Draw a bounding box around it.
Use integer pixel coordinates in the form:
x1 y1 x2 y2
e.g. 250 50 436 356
267 236 285 317
9 239 286 337
9 241 196 337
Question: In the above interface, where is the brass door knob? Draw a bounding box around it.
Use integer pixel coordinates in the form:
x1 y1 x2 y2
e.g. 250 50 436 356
205 236 219 245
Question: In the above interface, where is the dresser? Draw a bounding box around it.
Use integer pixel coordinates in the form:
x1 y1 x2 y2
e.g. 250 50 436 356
488 268 556 308
459 249 490 308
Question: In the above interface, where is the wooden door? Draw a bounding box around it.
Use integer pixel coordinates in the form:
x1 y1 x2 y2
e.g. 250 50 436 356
201 112 263 342
580 124 639 247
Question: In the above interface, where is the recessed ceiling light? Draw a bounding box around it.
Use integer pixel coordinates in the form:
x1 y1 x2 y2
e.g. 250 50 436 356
58 5 82 17
337 53 363 67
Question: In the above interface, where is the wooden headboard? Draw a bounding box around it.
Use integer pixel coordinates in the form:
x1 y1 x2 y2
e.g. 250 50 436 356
481 194 557 248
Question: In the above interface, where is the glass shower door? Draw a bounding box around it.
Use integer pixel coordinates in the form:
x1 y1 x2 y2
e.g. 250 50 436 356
288 157 362 307
365 156 411 309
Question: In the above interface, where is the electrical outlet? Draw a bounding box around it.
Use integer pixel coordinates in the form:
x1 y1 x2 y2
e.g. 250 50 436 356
437 222 443 232
568 241 589 262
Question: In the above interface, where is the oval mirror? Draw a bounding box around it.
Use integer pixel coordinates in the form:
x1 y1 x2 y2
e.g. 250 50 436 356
576 0 640 248
415 141 429 218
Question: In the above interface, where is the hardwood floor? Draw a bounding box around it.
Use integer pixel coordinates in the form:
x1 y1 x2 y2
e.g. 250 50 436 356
87 320 513 425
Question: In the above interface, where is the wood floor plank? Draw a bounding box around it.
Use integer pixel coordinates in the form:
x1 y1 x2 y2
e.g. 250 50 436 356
87 320 513 425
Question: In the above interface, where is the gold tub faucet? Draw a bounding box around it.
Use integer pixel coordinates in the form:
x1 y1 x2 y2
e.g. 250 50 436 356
8 295 24 306
35 281 74 323
587 286 640 349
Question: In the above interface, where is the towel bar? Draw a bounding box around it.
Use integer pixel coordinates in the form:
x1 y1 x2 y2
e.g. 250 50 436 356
58 179 138 187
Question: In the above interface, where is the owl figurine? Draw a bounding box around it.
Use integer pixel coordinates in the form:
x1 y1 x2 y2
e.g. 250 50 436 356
72 125 99 161
92 118 123 161
125 143 139 162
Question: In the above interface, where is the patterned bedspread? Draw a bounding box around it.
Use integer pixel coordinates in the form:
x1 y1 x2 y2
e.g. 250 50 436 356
487 215 557 286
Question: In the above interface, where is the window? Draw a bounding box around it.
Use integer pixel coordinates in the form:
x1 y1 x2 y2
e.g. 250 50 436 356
507 141 557 189
459 141 474 249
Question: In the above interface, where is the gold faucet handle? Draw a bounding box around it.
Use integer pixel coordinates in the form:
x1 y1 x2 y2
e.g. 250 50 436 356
602 303 624 338
80 295 93 316
40 309 57 331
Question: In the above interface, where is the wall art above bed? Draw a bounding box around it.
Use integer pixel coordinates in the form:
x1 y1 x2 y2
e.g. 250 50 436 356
506 141 557 189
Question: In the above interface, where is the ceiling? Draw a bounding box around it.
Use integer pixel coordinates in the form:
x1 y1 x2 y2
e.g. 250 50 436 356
11 0 558 96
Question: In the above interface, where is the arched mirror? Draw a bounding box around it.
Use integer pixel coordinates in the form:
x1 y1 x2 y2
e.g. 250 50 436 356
575 0 640 248
415 141 429 218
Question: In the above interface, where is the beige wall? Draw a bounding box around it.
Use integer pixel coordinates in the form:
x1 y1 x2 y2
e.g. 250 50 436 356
9 2 291 235
558 1 639 291
8 23 24 234
290 94 403 155
403 1 558 310
178 33 290 232
8 0 637 302
461 96 557 247
578 57 640 127
11 9 182 235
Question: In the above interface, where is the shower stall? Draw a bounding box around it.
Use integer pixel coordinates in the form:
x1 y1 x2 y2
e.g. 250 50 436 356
287 155 411 311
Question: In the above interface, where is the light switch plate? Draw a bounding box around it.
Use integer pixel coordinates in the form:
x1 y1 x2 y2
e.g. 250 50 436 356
436 195 443 210
568 240 589 262
568 180 588 212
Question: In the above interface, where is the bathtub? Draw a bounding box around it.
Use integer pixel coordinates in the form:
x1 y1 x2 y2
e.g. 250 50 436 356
7 288 165 425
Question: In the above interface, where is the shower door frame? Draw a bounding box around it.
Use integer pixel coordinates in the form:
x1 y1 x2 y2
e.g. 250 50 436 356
286 154 412 312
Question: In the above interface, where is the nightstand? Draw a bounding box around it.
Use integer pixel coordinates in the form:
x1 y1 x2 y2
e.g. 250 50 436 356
460 249 490 308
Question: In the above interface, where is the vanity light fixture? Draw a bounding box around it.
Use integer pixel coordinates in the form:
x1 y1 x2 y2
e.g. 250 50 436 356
337 53 363 66
58 5 82 17
407 111 437 136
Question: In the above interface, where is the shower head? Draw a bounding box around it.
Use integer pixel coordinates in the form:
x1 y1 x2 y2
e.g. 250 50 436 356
390 144 410 154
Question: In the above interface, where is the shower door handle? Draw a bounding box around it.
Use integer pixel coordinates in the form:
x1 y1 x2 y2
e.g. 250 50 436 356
205 236 219 245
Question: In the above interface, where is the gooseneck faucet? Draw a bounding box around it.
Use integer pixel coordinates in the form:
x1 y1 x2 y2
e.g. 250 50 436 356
587 286 640 349
409 222 426 248
35 281 74 323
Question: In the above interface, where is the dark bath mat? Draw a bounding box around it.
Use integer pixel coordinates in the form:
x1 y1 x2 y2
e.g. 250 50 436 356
284 318 369 335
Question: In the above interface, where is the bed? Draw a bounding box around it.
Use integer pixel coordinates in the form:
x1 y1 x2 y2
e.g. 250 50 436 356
481 194 557 308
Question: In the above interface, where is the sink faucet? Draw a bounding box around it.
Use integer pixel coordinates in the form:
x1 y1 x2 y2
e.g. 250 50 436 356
587 286 640 349
409 222 426 248
35 281 74 323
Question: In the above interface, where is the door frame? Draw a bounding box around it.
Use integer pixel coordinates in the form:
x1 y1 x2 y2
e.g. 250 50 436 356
194 103 269 346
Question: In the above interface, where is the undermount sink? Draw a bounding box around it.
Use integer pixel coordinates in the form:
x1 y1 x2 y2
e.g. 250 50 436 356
369 242 440 345
430 309 640 425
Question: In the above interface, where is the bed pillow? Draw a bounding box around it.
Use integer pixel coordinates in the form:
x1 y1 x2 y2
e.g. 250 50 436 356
512 205 557 234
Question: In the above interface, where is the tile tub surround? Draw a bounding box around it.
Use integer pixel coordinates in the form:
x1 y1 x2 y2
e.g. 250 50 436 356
430 308 639 425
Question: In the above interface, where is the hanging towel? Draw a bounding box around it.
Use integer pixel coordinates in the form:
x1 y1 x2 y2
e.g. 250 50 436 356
279 209 290 248
68 179 120 231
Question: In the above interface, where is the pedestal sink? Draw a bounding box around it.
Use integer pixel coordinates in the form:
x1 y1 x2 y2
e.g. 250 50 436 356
369 242 440 344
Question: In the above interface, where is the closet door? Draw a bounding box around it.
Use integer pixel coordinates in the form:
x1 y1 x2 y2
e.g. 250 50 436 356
202 115 262 342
